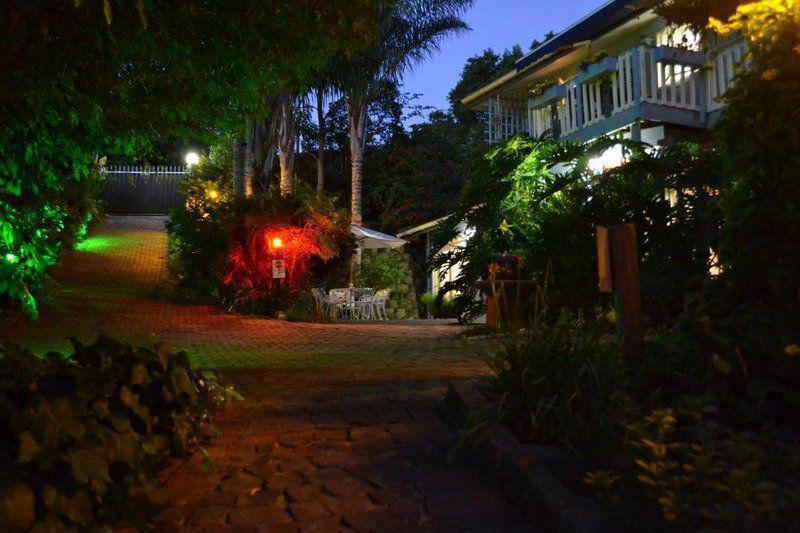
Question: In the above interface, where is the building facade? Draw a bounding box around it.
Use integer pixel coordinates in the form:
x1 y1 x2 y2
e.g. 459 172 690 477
400 0 746 306
463 0 745 148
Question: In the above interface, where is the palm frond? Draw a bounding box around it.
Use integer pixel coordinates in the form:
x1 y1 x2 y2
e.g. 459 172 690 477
331 0 473 99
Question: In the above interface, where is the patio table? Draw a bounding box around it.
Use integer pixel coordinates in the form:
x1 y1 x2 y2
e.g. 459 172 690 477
330 287 374 319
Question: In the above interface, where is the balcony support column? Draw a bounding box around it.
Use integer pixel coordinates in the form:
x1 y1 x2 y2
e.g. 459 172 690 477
630 119 642 142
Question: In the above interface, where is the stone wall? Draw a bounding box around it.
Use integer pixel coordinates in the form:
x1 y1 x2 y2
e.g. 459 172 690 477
384 251 418 320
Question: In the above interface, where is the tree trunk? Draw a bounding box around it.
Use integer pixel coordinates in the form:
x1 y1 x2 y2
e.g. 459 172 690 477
277 95 296 196
231 136 246 198
316 88 325 194
348 94 367 225
243 126 255 197
246 99 281 194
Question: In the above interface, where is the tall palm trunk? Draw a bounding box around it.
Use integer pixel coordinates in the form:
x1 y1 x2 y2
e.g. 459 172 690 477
348 94 367 225
231 136 246 198
315 88 326 194
277 95 297 195
252 103 280 193
243 126 255 197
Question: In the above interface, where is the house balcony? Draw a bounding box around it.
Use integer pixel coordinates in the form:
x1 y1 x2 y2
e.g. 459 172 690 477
524 40 748 143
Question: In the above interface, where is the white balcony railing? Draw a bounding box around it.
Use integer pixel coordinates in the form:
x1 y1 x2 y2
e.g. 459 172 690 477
641 47 701 110
707 40 748 112
523 39 747 141
486 97 528 143
611 49 639 111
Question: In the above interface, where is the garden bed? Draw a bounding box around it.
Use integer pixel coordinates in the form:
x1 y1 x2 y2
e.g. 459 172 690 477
445 379 610 533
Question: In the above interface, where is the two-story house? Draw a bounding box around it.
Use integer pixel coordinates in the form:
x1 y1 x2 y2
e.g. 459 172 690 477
399 0 746 309
464 0 746 149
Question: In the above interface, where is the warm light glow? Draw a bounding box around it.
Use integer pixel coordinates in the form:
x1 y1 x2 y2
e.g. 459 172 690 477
272 237 283 249
185 151 200 166
207 189 220 201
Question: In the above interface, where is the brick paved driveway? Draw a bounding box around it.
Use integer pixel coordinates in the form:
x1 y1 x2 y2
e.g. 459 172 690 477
1 216 532 532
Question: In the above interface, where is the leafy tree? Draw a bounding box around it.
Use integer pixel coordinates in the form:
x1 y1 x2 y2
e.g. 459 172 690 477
650 0 742 28
447 46 525 126
1 0 377 316
299 78 408 202
365 111 471 232
711 0 800 312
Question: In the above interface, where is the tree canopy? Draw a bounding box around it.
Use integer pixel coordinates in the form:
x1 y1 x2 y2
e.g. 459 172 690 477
1 0 379 315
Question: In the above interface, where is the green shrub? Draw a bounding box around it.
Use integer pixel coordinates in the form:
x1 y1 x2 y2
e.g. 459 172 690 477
166 142 236 300
0 336 240 530
285 286 331 323
1 159 103 319
355 249 409 290
478 314 628 462
593 402 800 530
420 291 457 318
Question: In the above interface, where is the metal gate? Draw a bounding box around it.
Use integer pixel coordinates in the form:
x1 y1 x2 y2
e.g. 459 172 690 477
101 166 186 214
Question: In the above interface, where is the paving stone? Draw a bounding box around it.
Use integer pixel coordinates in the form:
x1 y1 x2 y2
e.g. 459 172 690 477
341 407 381 427
227 505 296 530
185 505 230 527
343 509 415 532
309 412 350 429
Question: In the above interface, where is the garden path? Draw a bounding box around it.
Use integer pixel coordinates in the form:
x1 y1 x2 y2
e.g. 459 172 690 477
1 216 533 532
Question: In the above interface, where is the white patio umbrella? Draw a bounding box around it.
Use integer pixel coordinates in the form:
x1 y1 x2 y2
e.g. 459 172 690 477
348 225 407 285
349 224 407 250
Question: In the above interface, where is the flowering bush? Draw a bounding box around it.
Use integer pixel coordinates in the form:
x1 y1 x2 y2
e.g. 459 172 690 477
167 148 352 314
224 208 351 314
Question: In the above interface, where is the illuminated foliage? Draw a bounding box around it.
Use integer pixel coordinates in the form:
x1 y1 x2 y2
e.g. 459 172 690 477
1 1 378 317
168 147 352 313
432 135 723 323
226 223 336 301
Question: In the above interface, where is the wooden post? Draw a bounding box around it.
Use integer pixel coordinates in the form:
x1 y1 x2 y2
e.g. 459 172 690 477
597 224 644 358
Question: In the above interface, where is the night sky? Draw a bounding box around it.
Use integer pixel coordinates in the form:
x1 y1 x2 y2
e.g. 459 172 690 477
401 0 608 123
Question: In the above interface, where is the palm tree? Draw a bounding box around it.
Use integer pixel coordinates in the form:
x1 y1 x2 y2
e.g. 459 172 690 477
236 100 281 197
313 85 329 193
277 93 302 195
232 136 247 197
333 0 472 225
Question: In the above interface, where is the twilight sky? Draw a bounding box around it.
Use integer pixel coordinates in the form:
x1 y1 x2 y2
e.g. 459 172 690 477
401 0 608 123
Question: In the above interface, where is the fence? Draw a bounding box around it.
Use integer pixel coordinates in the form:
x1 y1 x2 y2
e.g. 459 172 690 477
101 165 186 214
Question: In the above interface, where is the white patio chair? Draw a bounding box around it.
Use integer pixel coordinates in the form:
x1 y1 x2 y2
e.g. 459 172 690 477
310 287 329 315
370 289 392 321
353 288 374 320
327 288 350 318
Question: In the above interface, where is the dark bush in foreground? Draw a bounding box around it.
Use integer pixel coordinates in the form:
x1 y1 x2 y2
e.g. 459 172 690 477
0 336 240 530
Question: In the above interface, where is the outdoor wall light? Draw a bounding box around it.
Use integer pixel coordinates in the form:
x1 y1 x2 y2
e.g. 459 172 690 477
272 237 283 249
185 151 200 166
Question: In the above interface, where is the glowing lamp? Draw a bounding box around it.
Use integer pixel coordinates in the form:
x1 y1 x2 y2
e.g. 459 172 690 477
185 151 200 166
272 237 283 249
207 189 220 201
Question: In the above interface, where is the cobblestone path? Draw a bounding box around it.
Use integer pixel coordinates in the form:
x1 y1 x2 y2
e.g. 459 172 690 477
1 216 532 532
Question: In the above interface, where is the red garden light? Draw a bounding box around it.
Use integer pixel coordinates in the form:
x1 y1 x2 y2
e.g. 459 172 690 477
225 223 338 298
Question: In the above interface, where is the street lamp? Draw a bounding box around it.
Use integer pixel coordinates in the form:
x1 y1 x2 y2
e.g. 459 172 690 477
185 151 200 167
